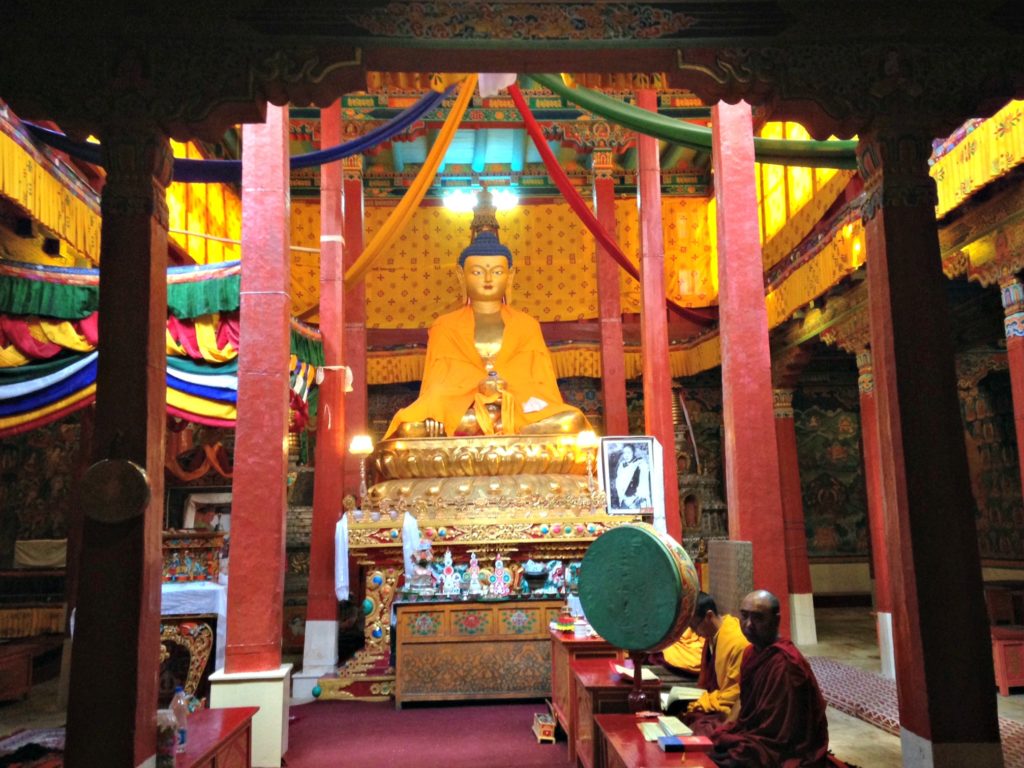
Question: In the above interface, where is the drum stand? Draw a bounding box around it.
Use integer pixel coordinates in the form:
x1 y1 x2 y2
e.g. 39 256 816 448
626 649 658 712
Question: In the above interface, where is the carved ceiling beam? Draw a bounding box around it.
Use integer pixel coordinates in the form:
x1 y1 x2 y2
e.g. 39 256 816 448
1 6 1021 155
770 345 813 390
955 346 1009 391
670 43 1024 141
939 181 1024 287
774 279 868 353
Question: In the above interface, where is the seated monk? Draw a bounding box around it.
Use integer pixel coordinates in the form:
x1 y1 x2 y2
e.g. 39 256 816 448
681 591 750 733
710 590 830 768
650 626 704 678
385 190 589 439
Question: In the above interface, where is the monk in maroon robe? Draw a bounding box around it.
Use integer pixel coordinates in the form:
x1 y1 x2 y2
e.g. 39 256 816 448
710 590 830 768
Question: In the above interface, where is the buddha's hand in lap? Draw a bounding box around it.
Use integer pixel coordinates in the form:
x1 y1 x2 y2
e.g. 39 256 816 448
477 375 507 398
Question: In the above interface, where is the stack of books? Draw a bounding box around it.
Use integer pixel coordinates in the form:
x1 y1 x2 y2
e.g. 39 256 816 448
636 715 714 753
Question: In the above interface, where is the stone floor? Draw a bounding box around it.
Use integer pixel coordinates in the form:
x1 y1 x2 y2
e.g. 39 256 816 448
2 607 1023 767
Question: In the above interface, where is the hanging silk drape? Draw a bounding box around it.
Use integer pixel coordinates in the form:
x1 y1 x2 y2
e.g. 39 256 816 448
0 349 317 437
23 85 454 184
164 442 234 482
507 82 715 326
344 74 478 287
528 74 859 170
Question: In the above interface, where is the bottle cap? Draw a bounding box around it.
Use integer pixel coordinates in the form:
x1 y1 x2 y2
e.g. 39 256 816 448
174 686 184 692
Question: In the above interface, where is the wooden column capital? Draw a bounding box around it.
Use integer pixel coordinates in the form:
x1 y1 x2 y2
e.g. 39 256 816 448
771 388 795 419
855 348 875 395
855 128 938 222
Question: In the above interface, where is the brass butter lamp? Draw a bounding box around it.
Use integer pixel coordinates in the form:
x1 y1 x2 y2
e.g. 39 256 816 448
349 434 374 511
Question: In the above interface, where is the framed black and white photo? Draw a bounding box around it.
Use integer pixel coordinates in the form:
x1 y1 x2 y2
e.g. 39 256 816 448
598 436 656 515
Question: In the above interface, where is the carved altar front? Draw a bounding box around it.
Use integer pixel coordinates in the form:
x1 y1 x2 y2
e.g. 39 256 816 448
315 459 634 701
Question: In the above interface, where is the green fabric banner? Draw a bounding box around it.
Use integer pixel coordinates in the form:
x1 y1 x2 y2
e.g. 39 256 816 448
0 271 241 320
166 355 239 375
290 329 324 367
528 74 858 170
168 274 241 318
0 274 97 319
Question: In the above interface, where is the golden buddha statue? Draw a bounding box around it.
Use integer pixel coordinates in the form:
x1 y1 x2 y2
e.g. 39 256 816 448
385 188 589 439
368 189 595 512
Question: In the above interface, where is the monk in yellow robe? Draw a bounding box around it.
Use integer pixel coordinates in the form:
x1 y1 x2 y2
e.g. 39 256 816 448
653 627 705 676
385 190 588 439
684 591 750 732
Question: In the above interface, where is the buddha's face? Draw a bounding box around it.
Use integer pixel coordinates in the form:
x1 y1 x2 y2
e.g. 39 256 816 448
460 255 512 303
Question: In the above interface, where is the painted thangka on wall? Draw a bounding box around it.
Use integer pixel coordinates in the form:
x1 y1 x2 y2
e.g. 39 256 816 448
0 418 80 566
794 389 869 559
960 370 1024 562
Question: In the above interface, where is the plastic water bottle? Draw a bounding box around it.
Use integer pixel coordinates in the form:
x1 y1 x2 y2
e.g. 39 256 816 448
170 686 189 754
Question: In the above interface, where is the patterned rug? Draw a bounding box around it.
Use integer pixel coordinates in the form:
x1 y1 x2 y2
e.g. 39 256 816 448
0 729 64 755
810 657 1024 768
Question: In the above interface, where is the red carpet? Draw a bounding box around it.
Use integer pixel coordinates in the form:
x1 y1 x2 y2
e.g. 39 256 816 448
284 699 571 768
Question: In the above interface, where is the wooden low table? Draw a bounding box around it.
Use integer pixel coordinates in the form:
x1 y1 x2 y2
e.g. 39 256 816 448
596 714 716 768
550 630 622 765
992 625 1024 696
177 705 258 768
573 657 661 768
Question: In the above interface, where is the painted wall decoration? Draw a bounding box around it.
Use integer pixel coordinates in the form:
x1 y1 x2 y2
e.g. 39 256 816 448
794 389 869 559
0 418 80 566
961 371 1024 562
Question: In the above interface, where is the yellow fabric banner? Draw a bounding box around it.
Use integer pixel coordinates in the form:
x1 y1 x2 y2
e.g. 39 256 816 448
932 100 1024 218
0 129 102 262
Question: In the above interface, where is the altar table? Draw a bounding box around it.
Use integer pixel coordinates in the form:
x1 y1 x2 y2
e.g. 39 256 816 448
573 657 661 768
550 630 622 765
596 713 715 768
393 596 562 707
177 705 258 768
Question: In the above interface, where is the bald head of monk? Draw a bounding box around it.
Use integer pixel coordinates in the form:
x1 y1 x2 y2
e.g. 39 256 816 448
739 589 781 649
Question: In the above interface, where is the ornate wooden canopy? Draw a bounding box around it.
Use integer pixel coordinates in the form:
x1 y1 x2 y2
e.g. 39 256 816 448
0 2 1021 145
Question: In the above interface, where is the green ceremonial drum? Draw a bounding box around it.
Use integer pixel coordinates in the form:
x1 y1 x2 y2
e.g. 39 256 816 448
579 523 700 651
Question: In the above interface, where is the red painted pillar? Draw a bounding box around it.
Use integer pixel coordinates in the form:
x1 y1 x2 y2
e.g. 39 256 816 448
711 101 789 633
65 131 171 767
636 89 680 541
592 149 628 436
343 154 368 492
855 348 896 678
226 105 291 674
773 388 817 644
301 101 345 683
999 276 1024 496
859 127 1000 762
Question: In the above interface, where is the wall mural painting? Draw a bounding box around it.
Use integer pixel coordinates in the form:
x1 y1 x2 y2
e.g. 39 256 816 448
794 390 869 559
961 371 1024 561
0 418 81 566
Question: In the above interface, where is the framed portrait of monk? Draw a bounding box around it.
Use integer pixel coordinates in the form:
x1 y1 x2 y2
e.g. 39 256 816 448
599 436 656 515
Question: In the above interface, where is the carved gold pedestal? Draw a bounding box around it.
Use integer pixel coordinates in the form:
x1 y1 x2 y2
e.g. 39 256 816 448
315 434 632 702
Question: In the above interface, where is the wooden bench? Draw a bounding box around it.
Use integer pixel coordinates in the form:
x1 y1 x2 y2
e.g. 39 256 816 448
992 625 1024 697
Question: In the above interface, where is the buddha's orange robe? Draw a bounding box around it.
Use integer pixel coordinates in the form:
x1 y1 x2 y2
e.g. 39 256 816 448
385 304 586 438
